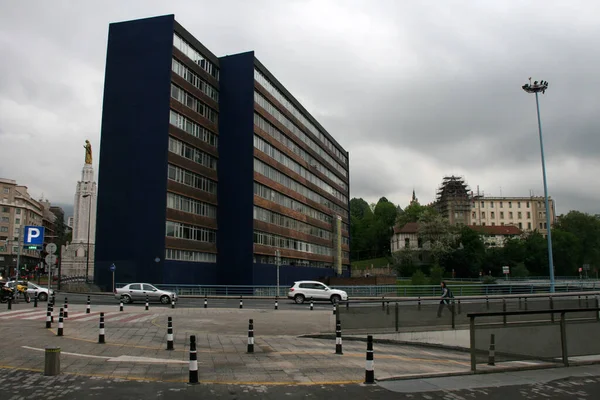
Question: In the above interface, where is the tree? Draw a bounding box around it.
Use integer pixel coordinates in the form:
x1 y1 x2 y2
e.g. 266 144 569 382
550 228 582 276
556 211 600 270
417 212 455 266
396 201 434 227
429 265 445 285
372 197 398 257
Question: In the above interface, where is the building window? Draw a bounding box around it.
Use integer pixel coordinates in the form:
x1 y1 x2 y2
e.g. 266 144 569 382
527 212 531 219
539 222 543 229
1 207 7 213
526 201 530 208
472 211 476 218
518 202 521 208
519 222 523 229
0 217 8 223
509 212 513 219
544 223 547 229
491 222 495 226
482 222 486 226
15 209 20 215
509 202 512 208
165 248 216 263
168 137 217 170
481 212 485 219
253 230 333 256
253 206 333 240
15 218 20 225
500 212 504 219
404 238 410 248
499 201 503 208
167 192 217 218
480 201 485 208
0 227 7 232
171 58 219 101
167 164 217 195
165 220 216 243
171 84 218 123
2 188 9 194
170 110 218 147
491 212 495 219
173 33 219 80
528 222 532 229
490 201 494 208
417 238 423 248
517 212 522 219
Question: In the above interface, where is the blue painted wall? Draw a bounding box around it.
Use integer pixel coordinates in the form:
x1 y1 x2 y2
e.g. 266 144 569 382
216 52 256 286
95 15 175 290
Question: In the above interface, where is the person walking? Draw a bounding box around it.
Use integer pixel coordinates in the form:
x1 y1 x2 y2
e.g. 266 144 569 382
437 281 453 317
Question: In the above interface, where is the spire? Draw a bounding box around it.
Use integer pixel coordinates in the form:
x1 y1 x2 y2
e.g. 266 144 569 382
412 189 416 202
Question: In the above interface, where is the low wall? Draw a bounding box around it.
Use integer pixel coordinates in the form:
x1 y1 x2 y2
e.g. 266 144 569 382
322 276 397 286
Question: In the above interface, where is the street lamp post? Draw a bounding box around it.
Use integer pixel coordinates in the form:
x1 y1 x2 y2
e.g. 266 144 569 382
522 78 555 293
82 194 92 283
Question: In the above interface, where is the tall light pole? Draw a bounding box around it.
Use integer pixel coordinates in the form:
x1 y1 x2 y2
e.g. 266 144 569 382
522 78 555 292
82 193 92 283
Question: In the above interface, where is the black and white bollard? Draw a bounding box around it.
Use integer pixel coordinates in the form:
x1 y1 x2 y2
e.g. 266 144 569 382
333 302 337 315
310 299 314 311
34 291 38 308
364 335 375 384
98 312 105 344
274 297 278 310
335 320 343 355
171 298 175 309
247 319 254 353
204 296 207 308
119 300 124 312
86 296 91 314
487 334 496 366
239 296 243 309
188 335 199 384
57 308 64 337
45 304 52 328
145 296 149 311
50 300 54 323
166 317 174 350
64 297 69 318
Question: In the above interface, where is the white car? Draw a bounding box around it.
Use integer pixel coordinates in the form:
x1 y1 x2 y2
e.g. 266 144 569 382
4 280 54 302
115 283 178 304
287 281 348 304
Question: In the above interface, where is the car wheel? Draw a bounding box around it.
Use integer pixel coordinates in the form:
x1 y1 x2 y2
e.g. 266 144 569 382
38 293 48 302
294 294 305 304
160 295 170 304
121 294 133 304
330 294 341 304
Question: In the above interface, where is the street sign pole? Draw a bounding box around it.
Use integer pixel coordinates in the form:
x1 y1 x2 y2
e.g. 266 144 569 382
275 250 280 298
110 263 116 293
15 234 21 282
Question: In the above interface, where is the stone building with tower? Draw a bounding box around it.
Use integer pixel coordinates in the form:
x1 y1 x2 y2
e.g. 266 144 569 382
60 141 97 279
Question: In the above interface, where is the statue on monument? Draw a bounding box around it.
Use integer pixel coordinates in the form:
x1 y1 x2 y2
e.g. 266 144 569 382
84 140 92 164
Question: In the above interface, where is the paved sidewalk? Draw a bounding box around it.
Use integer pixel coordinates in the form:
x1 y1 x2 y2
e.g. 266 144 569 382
0 303 471 384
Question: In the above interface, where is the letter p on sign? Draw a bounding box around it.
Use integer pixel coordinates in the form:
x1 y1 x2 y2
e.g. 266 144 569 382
27 228 40 242
24 226 44 245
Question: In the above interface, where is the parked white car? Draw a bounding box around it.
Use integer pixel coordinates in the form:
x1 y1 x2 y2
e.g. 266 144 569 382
115 283 178 304
3 280 54 302
287 281 348 304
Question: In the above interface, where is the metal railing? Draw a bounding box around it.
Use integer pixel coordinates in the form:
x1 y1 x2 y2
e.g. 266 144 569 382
468 307 600 372
115 281 600 297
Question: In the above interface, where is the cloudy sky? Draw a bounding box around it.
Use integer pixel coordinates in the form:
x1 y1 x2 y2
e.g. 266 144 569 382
1 0 599 216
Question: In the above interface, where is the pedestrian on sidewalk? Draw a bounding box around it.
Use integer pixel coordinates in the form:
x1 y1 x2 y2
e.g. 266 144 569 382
437 281 454 317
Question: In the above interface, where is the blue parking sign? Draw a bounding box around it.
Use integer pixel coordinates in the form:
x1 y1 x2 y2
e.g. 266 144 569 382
109 264 116 272
24 226 45 245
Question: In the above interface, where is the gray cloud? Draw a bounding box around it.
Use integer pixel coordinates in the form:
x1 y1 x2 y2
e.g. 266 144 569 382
0 0 599 216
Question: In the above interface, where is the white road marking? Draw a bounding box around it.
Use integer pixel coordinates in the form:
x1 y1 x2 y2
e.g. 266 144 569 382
21 346 110 360
21 346 188 364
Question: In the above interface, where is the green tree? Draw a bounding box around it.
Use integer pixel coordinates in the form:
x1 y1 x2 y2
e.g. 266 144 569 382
556 211 600 270
372 197 398 257
522 232 548 276
396 201 434 227
429 265 445 285
417 212 455 266
550 228 582 276
411 270 427 285
511 263 530 277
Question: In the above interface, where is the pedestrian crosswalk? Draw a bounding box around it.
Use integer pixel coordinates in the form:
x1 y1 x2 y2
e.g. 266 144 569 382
0 309 158 324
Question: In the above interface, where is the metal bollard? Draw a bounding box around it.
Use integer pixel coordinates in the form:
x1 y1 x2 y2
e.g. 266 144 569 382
7 295 11 310
119 300 124 312
418 296 421 311
44 347 61 376
487 334 495 366
98 312 105 344
86 296 91 314
166 317 174 350
247 319 254 353
45 304 52 328
239 296 243 309
486 296 490 310
204 296 207 308
274 297 278 310
34 291 38 308
188 335 199 384
145 296 149 311
171 298 175 309
381 297 385 310
333 302 337 315
64 297 69 318
335 320 343 355
57 308 64 337
364 335 375 384
50 300 54 323
310 299 314 311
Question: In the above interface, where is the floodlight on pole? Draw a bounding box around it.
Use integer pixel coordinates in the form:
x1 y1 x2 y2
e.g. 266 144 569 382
522 78 555 293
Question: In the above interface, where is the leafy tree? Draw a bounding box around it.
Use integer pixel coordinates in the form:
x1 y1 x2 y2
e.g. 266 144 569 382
550 228 582 276
372 197 398 256
396 201 434 227
429 265 445 285
417 212 455 265
556 211 600 270
511 263 529 277
411 270 427 285
393 247 417 277
522 232 548 276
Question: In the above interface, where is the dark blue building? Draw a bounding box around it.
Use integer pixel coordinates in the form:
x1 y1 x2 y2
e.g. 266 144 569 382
95 15 350 290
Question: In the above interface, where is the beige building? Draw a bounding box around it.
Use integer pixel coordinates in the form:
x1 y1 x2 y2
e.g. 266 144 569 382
469 196 556 235
0 178 45 278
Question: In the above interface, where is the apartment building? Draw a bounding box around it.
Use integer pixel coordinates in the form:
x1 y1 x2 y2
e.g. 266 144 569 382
95 15 350 289
470 196 556 235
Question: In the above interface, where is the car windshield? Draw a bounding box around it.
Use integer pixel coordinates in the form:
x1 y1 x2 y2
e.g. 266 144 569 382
145 284 157 291
28 283 40 289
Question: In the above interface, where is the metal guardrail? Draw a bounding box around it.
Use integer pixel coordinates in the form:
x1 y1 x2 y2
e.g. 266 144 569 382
114 282 600 297
468 307 600 372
